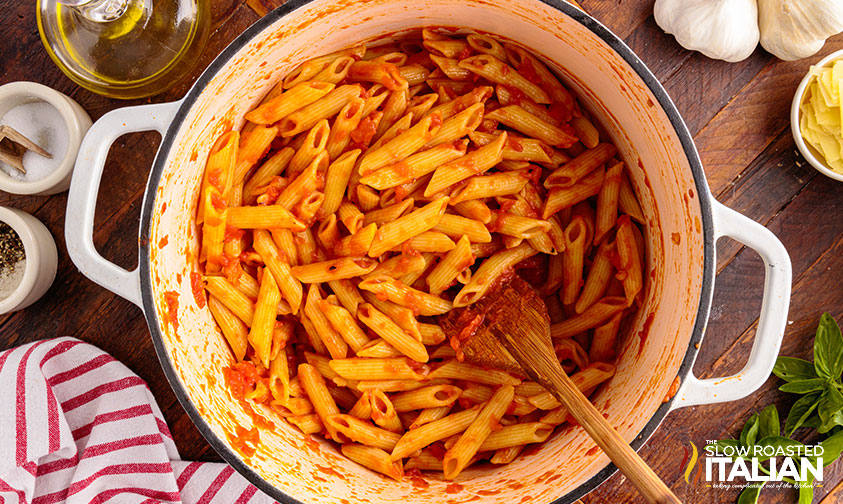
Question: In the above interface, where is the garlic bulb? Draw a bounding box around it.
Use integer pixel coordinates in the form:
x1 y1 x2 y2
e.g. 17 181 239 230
758 0 843 61
654 0 760 63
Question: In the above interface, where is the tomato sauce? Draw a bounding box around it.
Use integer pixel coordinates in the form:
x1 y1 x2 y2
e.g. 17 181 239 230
516 59 541 86
350 113 379 146
163 291 179 331
157 235 168 249
190 272 206 309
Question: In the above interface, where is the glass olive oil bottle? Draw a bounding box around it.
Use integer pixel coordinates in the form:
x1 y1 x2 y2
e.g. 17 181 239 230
37 0 210 99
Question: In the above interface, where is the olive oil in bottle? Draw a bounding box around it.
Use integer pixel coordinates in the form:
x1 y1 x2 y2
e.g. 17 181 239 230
38 0 210 99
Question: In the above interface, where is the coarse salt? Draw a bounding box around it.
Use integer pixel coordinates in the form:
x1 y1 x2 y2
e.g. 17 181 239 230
0 101 69 182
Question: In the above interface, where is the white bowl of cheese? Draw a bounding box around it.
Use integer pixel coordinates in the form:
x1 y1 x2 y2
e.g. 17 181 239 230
792 49 843 182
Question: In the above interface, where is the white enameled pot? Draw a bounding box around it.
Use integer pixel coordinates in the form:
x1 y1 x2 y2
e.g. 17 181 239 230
65 1 793 502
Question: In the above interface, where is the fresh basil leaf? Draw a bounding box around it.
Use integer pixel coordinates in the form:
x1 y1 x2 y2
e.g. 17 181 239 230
818 406 843 434
818 428 843 467
802 414 822 430
774 356 819 382
786 392 822 436
798 480 814 504
741 412 759 447
758 404 780 439
817 388 843 434
737 484 764 504
814 312 843 381
753 436 805 463
779 378 828 394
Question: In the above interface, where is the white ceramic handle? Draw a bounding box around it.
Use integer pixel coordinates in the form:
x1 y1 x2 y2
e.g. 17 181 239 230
65 101 180 308
671 200 792 410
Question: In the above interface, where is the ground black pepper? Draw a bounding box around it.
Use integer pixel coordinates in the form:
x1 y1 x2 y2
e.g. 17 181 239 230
0 222 25 272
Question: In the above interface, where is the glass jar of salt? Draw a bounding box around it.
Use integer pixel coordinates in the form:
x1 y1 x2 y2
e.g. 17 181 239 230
0 222 26 300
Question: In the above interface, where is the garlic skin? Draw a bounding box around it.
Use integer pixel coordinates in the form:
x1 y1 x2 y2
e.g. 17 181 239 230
654 0 760 63
758 0 843 61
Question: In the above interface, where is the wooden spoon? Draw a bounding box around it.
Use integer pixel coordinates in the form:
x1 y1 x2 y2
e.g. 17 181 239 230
440 274 681 504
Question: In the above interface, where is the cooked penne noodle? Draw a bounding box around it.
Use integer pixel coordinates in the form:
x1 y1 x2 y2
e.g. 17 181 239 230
336 202 364 234
290 120 329 176
425 132 507 197
496 85 560 126
491 212 552 239
326 414 401 451
253 229 303 315
342 444 403 481
390 231 455 253
454 242 537 307
367 197 449 257
356 338 403 358
427 236 475 296
335 223 378 257
314 56 355 84
291 257 377 283
590 312 622 362
443 385 514 479
276 152 329 210
356 304 429 363
504 44 573 106
425 103 485 149
269 346 291 405
616 215 644 306
249 268 281 367
298 363 345 441
550 296 627 339
571 115 600 149
407 94 438 120
409 405 453 429
349 60 408 90
329 357 429 381
327 279 364 317
485 105 576 148
364 198 415 226
320 151 361 218
561 216 587 305
319 297 370 352
278 84 364 137
282 45 365 89
576 238 615 314
360 140 468 190
429 359 521 386
287 414 323 434
399 64 430 86
545 143 617 188
453 199 493 224
304 285 348 359
225 206 305 231
469 131 553 163
459 54 550 104
390 407 479 461
430 54 472 80
208 296 248 361
243 148 293 204
432 213 492 243
325 101 364 160
359 275 452 316
542 166 605 219
200 188 226 270
619 171 645 223
247 81 336 125
349 391 373 419
364 253 427 279
450 171 529 205
369 390 403 433
595 162 624 244
491 445 525 464
361 292 422 341
478 422 554 452
405 322 440 348
359 113 443 176
392 385 462 412
376 89 410 140
204 276 254 325
197 131 238 223
467 34 507 61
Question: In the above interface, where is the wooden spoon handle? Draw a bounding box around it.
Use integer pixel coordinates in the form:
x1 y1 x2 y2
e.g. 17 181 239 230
543 366 681 504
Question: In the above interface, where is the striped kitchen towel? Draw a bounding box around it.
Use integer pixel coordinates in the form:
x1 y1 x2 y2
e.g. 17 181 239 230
0 337 276 503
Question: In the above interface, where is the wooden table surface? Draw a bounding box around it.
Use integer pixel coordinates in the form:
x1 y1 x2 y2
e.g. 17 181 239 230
1 1 841 502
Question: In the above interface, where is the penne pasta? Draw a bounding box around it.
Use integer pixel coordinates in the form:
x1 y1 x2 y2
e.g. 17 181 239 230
544 143 617 188
453 242 537 307
485 105 577 148
356 304 429 363
425 132 507 197
367 197 449 257
459 54 551 104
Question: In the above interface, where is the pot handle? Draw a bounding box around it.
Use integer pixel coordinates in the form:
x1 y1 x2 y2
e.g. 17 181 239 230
65 101 181 309
670 200 792 410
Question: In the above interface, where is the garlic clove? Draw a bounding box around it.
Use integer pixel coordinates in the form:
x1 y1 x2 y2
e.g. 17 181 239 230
654 0 760 63
758 0 843 61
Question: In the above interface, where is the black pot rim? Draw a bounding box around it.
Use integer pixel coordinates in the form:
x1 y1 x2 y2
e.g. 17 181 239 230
138 1 714 502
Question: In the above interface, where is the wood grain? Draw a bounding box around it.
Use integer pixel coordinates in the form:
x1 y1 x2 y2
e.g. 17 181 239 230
0 1 840 503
